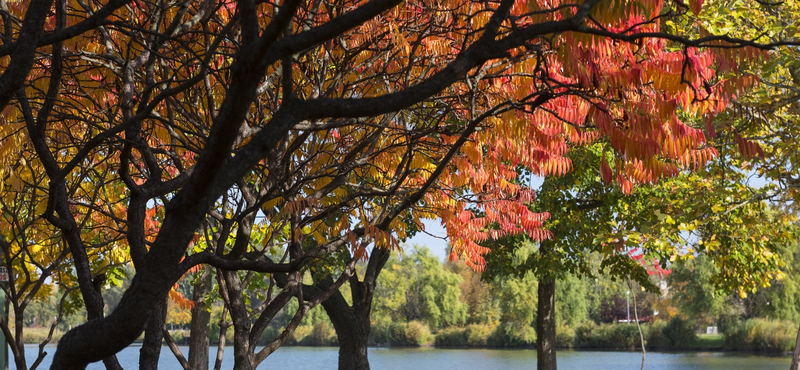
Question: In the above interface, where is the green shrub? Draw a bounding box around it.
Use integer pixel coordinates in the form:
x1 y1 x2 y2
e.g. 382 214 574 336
405 321 433 346
369 321 391 345
645 320 668 349
209 325 235 345
370 321 433 346
434 327 468 346
664 317 697 348
257 326 282 345
166 330 187 344
488 322 536 347
287 325 313 345
387 322 407 346
556 325 575 348
574 322 639 349
435 324 528 348
298 322 338 346
573 321 597 347
465 324 493 347
724 319 795 353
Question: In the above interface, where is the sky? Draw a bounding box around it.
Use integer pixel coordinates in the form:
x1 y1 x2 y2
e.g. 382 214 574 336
404 218 449 261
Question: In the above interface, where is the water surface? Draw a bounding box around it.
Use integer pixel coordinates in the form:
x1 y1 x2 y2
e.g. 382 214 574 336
10 345 792 369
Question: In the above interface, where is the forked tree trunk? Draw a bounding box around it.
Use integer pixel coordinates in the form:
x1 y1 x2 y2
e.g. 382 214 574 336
322 289 371 370
315 247 389 370
273 248 389 370
189 267 213 370
537 275 557 370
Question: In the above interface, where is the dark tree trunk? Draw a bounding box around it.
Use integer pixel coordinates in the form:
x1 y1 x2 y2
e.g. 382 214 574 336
791 323 800 370
537 275 557 370
322 289 371 370
140 296 168 370
222 270 254 370
319 247 389 370
335 317 371 370
189 267 213 370
87 275 124 370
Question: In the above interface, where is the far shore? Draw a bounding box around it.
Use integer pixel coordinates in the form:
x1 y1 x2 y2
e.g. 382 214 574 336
18 328 791 356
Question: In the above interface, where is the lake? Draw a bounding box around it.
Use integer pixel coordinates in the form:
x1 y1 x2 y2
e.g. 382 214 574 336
9 345 792 370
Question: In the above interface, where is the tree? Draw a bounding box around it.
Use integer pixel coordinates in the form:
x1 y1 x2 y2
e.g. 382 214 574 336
484 135 795 370
0 125 127 370
0 1 795 369
372 247 467 330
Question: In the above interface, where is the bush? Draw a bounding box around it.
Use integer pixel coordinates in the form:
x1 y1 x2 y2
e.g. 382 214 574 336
405 321 433 346
664 317 697 348
434 327 468 346
287 325 312 345
209 325 235 345
724 318 795 353
645 320 668 349
488 322 536 347
573 322 640 349
370 321 432 346
257 325 282 345
465 324 493 347
298 322 338 346
369 321 391 345
646 317 696 350
556 325 575 348
166 329 187 344
433 324 504 347
387 322 407 345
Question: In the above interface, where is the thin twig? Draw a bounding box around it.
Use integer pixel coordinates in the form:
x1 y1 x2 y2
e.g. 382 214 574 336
628 279 646 370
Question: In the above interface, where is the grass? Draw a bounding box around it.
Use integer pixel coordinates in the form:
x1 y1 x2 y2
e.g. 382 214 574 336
687 334 725 350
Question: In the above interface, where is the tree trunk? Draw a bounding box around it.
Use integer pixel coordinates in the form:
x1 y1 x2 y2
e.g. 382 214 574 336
790 323 800 370
537 275 557 370
335 319 371 370
189 267 213 370
321 247 389 370
323 293 371 370
140 296 168 370
222 270 254 370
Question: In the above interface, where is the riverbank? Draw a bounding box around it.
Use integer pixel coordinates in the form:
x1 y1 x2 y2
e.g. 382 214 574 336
11 330 761 356
18 318 793 355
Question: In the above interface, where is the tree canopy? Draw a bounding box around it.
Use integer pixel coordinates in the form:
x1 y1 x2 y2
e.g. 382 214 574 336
0 0 797 369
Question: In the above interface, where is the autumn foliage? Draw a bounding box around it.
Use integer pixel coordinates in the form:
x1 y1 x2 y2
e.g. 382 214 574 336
0 0 794 368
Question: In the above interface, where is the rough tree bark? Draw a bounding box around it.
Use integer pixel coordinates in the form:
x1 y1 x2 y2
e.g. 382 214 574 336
325 296 371 370
279 248 390 370
324 248 390 370
189 267 214 370
537 274 557 370
140 296 168 370
790 324 800 370
221 269 254 370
